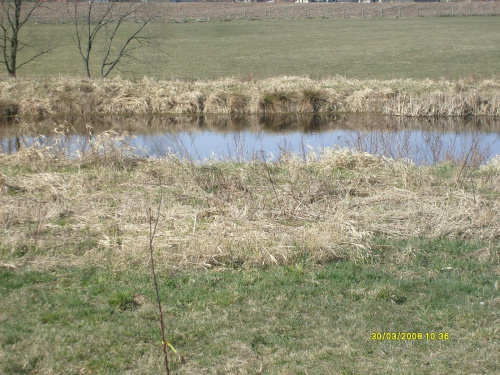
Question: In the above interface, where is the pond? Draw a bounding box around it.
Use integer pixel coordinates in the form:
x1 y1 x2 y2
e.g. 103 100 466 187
1 114 499 166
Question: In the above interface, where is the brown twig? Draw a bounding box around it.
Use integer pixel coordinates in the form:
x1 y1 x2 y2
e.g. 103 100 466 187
259 150 321 219
33 200 48 252
148 182 170 375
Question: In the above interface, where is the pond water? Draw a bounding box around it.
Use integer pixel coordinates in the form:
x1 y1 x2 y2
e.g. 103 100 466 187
1 114 499 166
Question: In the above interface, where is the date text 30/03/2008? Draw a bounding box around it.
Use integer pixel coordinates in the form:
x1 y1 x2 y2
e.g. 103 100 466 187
371 332 449 341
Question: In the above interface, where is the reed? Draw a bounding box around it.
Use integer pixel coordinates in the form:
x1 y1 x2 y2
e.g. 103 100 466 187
1 76 499 117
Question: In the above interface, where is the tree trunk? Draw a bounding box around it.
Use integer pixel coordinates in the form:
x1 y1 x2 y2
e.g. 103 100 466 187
7 0 22 77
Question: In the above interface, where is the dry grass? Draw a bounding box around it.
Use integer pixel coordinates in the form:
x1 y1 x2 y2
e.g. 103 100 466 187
1 129 499 374
1 76 499 117
481 154 500 172
1 129 499 271
0 99 19 117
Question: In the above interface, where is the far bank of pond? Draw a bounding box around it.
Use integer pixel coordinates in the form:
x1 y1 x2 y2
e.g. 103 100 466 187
1 77 499 118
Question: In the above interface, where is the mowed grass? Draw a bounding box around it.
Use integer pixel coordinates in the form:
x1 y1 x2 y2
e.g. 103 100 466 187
1 238 499 374
21 16 500 80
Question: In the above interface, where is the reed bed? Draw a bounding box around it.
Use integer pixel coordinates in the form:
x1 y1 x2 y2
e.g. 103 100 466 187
1 129 498 271
1 76 499 117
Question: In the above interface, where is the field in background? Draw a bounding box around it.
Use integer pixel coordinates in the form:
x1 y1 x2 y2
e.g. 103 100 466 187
28 2 500 23
17 16 500 80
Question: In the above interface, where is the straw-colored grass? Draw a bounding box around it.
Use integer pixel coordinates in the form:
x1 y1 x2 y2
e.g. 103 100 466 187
0 99 19 117
481 154 500 172
1 129 498 271
1 76 499 117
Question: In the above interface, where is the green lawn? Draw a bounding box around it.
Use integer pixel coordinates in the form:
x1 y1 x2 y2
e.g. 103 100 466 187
1 238 499 374
20 16 500 80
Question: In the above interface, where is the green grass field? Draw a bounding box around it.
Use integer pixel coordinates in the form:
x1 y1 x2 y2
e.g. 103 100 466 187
1 238 499 374
21 16 500 80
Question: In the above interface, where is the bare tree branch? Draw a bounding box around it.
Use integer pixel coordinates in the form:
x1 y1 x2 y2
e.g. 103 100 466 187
68 0 161 79
0 0 53 77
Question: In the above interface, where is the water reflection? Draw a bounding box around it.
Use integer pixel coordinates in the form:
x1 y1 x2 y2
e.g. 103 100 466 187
1 114 499 165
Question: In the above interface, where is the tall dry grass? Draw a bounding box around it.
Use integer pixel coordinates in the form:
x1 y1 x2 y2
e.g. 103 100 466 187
1 76 499 117
1 129 498 271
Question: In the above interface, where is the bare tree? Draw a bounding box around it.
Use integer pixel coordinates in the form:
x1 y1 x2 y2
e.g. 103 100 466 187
0 0 54 77
69 0 160 79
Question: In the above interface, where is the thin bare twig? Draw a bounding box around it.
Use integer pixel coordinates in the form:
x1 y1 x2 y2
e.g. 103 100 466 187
148 182 170 375
259 150 321 219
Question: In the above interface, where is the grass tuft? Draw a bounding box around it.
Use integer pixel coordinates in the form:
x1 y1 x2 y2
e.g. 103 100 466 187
480 154 500 172
0 99 19 117
301 89 328 113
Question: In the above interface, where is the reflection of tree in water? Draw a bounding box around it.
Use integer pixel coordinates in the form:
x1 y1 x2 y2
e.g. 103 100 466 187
2 114 500 138
1 136 21 154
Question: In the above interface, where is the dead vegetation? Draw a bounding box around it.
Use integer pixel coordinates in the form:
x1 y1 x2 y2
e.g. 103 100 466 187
0 99 19 117
1 76 499 117
1 129 498 271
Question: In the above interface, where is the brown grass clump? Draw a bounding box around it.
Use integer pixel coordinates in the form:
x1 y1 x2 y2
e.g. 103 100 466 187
387 90 500 117
259 91 297 114
1 130 499 271
0 99 19 117
300 89 329 113
306 147 391 170
1 76 499 117
480 154 500 173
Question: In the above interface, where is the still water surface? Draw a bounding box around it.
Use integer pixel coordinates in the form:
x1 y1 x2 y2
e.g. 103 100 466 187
1 114 499 165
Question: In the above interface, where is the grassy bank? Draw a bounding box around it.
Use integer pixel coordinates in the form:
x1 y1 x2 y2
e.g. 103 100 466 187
11 17 500 80
2 131 499 269
1 135 499 373
1 76 500 117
